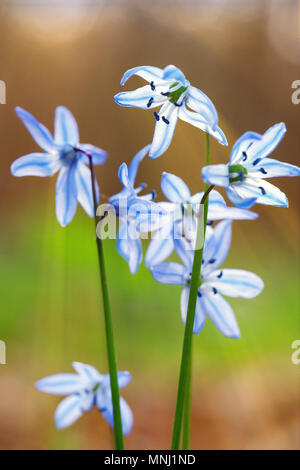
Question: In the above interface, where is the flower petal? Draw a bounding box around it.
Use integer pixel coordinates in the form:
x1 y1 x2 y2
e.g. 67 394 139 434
205 269 264 298
80 144 108 166
15 107 55 152
233 178 288 207
117 223 142 274
98 391 133 436
75 161 99 218
226 185 257 209
117 372 132 389
187 86 218 125
54 394 84 429
145 227 174 267
179 105 228 146
118 163 134 191
202 220 232 275
161 172 191 203
181 286 206 334
55 164 78 227
11 152 60 177
174 236 194 270
229 131 262 165
200 292 240 338
149 103 179 159
150 262 186 285
72 362 103 387
128 144 151 185
114 85 166 110
209 205 258 220
248 158 300 178
54 106 79 146
202 164 230 187
163 65 186 84
120 65 163 86
117 223 130 261
128 237 142 274
246 123 286 163
35 373 83 395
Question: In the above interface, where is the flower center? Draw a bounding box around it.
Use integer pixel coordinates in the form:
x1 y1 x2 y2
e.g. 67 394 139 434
167 81 188 106
229 164 248 183
60 144 78 164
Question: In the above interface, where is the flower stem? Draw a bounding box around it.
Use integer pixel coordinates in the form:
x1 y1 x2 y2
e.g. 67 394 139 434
87 153 124 450
181 339 192 450
171 135 212 450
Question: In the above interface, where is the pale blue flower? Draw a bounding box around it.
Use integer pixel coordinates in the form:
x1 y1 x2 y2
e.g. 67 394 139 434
145 172 258 267
114 65 227 158
11 106 107 226
150 220 264 337
202 123 300 208
35 362 133 434
109 145 164 274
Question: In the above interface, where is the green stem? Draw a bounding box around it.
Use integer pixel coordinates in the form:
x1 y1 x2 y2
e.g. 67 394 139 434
87 153 124 450
181 339 192 450
171 135 212 450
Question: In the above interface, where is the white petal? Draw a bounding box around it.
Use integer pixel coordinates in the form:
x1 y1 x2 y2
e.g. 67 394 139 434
54 394 84 429
145 228 174 267
35 373 83 395
150 262 186 285
179 104 227 146
202 220 232 276
180 286 206 334
187 86 218 125
229 131 262 165
76 161 99 218
11 152 60 177
54 106 79 146
161 172 191 203
248 158 300 178
55 164 78 227
205 269 264 298
233 178 288 207
114 84 167 110
202 164 229 187
149 103 179 159
120 65 163 85
128 144 151 185
72 362 103 387
200 292 240 338
245 123 286 163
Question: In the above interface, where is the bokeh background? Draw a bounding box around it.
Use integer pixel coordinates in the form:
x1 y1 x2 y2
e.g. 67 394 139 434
0 0 299 450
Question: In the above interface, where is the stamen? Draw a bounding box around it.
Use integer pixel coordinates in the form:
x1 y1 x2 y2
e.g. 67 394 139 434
259 168 267 175
153 111 160 121
150 81 155 91
147 97 154 108
98 407 107 412
173 102 183 107
258 186 266 195
242 151 247 161
217 270 223 279
198 291 202 298
212 287 218 294
161 91 170 96
151 190 156 201
162 116 170 124
207 220 214 226
208 258 216 264
253 158 261 166
238 171 244 182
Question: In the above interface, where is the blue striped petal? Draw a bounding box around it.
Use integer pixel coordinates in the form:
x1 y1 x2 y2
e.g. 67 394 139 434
202 164 230 187
232 178 288 207
128 144 151 185
179 105 228 146
202 220 232 276
200 292 240 338
75 161 99 218
245 123 286 164
114 85 165 110
120 65 163 86
54 394 84 429
72 362 103 387
97 390 133 436
226 185 257 209
205 269 264 298
54 106 79 146
145 227 174 267
249 158 300 178
229 131 261 165
15 107 55 152
55 164 78 226
180 286 206 334
35 373 83 395
187 86 218 125
150 262 186 285
80 144 108 165
161 172 191 203
163 65 186 84
11 152 60 177
149 103 179 158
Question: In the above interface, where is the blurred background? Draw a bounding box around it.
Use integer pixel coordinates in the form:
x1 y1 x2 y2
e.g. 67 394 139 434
0 0 299 450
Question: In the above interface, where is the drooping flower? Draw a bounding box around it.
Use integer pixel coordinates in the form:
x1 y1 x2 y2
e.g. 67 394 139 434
114 65 227 159
150 220 264 337
109 145 164 274
35 362 133 434
11 106 107 226
202 123 300 208
144 172 258 267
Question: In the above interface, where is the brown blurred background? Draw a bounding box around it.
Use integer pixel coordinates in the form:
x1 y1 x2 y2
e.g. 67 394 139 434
0 0 299 450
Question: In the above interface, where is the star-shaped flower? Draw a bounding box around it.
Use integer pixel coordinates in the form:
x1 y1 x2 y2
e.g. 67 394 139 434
11 106 107 226
35 362 133 434
202 123 300 208
114 65 227 159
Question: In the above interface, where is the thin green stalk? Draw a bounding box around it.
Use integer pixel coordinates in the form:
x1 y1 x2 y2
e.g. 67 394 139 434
87 153 124 450
171 136 212 450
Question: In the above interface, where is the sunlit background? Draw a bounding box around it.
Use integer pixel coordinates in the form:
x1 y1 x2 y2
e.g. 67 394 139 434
0 0 299 450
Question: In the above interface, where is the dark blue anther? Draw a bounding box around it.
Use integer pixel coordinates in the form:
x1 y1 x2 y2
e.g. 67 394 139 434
238 171 244 182
253 158 261 166
162 116 170 124
217 270 223 279
98 407 107 412
259 186 266 195
147 97 154 108
150 81 155 91
207 220 214 226
151 190 157 201
161 91 170 96
173 102 183 107
259 168 267 175
212 287 218 294
153 111 160 121
242 151 247 161
208 258 216 264
197 291 202 298
202 259 205 264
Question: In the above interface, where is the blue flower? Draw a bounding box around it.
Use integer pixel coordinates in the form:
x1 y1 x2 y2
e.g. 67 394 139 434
114 65 227 159
202 123 300 208
11 106 107 226
145 172 258 267
109 145 164 274
150 220 264 338
35 362 133 434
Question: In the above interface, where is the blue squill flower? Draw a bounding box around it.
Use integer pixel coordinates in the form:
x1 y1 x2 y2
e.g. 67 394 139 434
150 220 264 337
202 123 300 208
114 65 227 159
145 172 258 267
35 362 133 434
11 106 107 226
109 145 164 274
